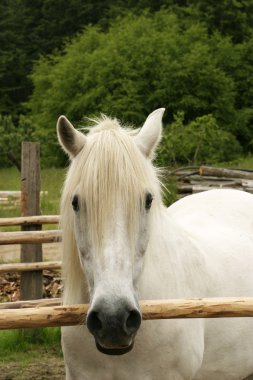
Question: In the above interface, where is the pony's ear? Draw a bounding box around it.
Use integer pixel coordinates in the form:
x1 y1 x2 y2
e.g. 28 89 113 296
135 108 165 158
57 115 86 158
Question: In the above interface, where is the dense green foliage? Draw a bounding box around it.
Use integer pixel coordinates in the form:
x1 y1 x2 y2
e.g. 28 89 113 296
158 113 242 166
0 0 190 116
0 167 65 220
0 114 35 169
0 0 129 116
28 9 253 165
1 1 253 166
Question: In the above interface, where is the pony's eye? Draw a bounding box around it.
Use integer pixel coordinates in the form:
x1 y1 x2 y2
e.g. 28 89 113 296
72 195 79 212
145 193 153 210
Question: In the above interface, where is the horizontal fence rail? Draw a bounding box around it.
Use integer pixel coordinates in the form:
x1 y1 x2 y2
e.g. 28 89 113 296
0 230 62 245
0 215 59 227
0 298 62 309
0 191 48 198
1 298 253 329
0 261 62 273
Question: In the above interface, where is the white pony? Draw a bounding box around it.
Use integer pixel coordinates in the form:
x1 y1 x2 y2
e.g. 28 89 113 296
57 109 253 380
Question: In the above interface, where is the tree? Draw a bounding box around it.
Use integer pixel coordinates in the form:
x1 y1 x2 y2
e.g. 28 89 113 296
0 115 36 170
192 0 253 43
27 11 244 165
158 112 241 166
0 0 129 116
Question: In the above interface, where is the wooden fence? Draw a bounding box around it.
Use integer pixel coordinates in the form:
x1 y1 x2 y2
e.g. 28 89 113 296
2 152 253 329
1 297 253 329
0 215 62 273
0 142 62 308
2 214 253 329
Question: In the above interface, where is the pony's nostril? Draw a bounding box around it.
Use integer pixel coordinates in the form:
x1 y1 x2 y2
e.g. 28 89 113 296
125 309 142 334
87 311 102 335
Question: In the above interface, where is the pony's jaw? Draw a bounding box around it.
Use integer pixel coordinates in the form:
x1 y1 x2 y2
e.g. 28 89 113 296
95 340 135 356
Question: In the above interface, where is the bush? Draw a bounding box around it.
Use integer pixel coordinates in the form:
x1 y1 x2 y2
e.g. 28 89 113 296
0 115 36 170
157 113 242 166
27 10 245 166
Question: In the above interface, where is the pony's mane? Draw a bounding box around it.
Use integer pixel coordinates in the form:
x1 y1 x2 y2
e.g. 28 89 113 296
60 116 162 303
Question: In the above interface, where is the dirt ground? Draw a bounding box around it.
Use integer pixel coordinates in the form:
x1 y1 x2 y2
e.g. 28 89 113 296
0 243 62 301
0 242 62 262
0 354 65 380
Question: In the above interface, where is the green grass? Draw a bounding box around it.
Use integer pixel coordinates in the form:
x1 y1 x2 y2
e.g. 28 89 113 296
0 328 62 360
0 166 66 215
226 155 253 170
40 167 66 215
0 167 20 191
0 167 66 229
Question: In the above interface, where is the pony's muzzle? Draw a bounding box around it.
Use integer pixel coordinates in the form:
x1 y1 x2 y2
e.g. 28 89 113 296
87 304 141 355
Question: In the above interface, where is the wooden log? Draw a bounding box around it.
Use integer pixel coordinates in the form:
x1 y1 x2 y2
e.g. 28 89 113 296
242 180 253 187
178 184 243 195
0 230 62 245
0 261 62 273
179 176 253 190
167 167 199 177
180 175 238 183
199 166 253 180
0 215 60 227
1 297 253 329
177 185 193 194
191 185 243 193
0 298 61 309
140 298 253 319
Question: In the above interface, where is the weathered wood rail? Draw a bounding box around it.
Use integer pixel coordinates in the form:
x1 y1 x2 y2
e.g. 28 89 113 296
1 297 253 329
0 191 48 200
0 215 62 273
0 230 62 245
0 215 59 227
0 261 62 273
0 298 62 309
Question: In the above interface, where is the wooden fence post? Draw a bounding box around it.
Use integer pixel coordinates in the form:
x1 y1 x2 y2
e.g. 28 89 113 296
20 142 43 302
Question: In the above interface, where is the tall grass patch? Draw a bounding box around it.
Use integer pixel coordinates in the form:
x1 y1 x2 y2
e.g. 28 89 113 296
0 167 66 224
0 328 62 360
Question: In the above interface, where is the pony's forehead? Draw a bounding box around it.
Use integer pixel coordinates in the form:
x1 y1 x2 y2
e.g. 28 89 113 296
67 115 161 205
86 116 122 135
83 116 140 139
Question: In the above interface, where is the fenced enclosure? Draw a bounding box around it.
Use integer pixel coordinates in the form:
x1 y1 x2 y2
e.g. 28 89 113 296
1 142 253 330
0 143 61 305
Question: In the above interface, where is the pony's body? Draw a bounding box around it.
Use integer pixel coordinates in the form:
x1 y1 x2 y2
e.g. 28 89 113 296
58 110 253 379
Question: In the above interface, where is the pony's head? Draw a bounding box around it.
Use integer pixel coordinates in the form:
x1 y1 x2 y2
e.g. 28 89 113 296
57 109 165 355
